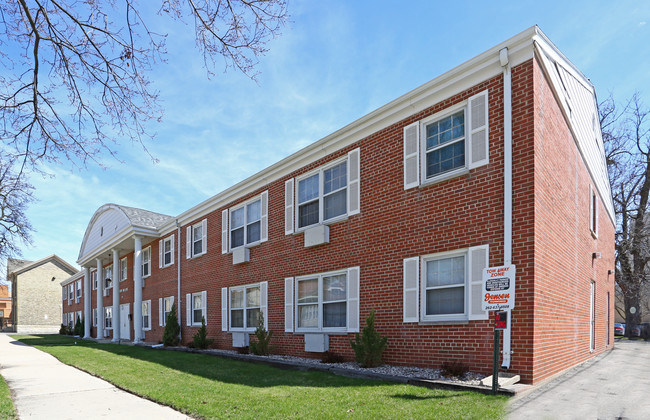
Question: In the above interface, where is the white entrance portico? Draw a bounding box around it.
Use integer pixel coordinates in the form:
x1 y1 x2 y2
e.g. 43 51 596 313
76 204 173 342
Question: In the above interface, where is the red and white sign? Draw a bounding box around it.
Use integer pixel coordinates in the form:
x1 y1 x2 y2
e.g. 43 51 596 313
482 265 516 311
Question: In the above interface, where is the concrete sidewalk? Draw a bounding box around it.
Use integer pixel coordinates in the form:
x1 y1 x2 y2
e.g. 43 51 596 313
508 339 650 419
0 333 191 419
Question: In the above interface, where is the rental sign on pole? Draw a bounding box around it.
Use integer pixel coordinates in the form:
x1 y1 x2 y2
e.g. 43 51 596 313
482 265 516 311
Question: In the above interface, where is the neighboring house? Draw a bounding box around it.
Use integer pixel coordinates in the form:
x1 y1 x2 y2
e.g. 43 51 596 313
65 26 614 384
0 285 12 330
8 255 78 333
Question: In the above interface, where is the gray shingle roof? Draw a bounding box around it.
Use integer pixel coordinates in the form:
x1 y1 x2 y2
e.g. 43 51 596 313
116 205 173 229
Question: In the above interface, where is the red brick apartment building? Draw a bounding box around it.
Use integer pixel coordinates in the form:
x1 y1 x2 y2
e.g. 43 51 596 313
62 26 614 384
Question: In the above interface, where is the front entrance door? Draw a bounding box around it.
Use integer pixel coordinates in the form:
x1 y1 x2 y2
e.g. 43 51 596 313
120 303 130 340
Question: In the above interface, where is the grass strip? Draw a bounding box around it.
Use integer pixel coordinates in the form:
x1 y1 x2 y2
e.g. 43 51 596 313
14 334 507 419
0 373 18 420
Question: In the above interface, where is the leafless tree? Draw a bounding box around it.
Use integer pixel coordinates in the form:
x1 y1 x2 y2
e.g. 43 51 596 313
602 93 650 336
0 0 288 174
0 155 34 261
0 0 286 260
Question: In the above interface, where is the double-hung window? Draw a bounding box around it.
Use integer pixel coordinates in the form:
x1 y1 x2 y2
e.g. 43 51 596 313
187 219 207 258
104 265 113 290
142 300 151 331
68 284 73 303
298 161 347 229
159 235 175 268
76 280 82 302
221 192 268 254
120 257 128 282
403 245 489 323
403 90 488 188
424 110 466 178
185 291 207 326
91 270 97 290
231 200 261 249
159 296 174 327
284 267 360 334
284 149 360 235
230 285 261 331
104 307 113 329
92 308 98 327
141 247 151 278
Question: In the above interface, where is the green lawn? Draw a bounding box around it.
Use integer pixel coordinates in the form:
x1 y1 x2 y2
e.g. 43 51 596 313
14 335 507 419
0 372 17 420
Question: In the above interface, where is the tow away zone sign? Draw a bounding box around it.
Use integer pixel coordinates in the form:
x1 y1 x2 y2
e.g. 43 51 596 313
482 265 516 311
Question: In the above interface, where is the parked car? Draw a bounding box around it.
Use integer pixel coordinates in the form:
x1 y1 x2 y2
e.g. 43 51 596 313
630 323 650 338
614 323 625 336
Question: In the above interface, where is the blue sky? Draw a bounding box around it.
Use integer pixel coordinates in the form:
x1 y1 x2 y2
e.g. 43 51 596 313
15 0 650 271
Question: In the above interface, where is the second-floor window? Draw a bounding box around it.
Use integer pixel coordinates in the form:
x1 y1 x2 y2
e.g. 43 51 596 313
142 247 151 278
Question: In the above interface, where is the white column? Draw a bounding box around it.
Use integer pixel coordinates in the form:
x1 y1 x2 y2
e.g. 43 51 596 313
96 259 104 338
112 249 121 342
83 266 91 339
133 236 143 343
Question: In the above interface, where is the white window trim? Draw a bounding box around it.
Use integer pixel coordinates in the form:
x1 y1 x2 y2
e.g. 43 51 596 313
228 196 263 252
68 284 73 304
294 268 355 334
186 219 208 259
160 235 175 268
142 300 152 331
294 157 348 232
104 307 113 330
186 291 207 327
228 283 262 332
420 249 468 323
160 296 174 327
104 265 113 292
141 246 151 279
75 280 82 303
589 185 599 238
92 308 98 327
91 269 97 290
120 257 128 282
419 102 470 184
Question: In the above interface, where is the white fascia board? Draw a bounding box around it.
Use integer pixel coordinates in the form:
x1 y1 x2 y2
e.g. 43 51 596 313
160 27 541 232
11 254 78 276
60 270 84 286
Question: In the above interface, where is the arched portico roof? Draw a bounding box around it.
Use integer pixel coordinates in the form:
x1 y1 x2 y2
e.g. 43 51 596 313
77 204 173 267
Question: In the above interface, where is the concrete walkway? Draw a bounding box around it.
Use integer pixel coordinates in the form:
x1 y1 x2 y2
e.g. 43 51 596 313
0 333 191 419
508 339 650 419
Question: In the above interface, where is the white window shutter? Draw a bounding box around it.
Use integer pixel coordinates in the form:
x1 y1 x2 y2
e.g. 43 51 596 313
186 226 191 259
284 277 294 332
589 185 593 232
260 281 268 330
170 234 175 265
221 287 228 332
403 122 420 189
468 245 489 320
468 90 489 168
158 298 163 326
347 267 360 333
261 191 269 242
403 257 420 323
186 293 191 326
347 148 361 215
201 219 207 254
285 179 294 235
201 291 207 324
221 209 229 254
159 240 163 268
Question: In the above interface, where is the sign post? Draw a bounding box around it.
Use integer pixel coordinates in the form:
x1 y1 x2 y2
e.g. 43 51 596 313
482 265 516 395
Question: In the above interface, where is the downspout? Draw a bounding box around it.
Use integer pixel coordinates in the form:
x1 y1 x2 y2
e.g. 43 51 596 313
500 47 513 369
176 219 182 343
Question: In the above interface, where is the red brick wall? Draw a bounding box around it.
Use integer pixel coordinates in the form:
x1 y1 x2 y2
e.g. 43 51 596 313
530 57 615 383
71 56 615 385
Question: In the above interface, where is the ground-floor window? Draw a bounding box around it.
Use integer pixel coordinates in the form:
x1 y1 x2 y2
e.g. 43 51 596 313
159 296 174 326
92 308 97 327
222 283 267 332
284 267 359 333
142 300 151 331
104 307 113 330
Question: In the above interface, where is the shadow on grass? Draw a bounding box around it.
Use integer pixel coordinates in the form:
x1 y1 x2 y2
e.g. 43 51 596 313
12 334 478 398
